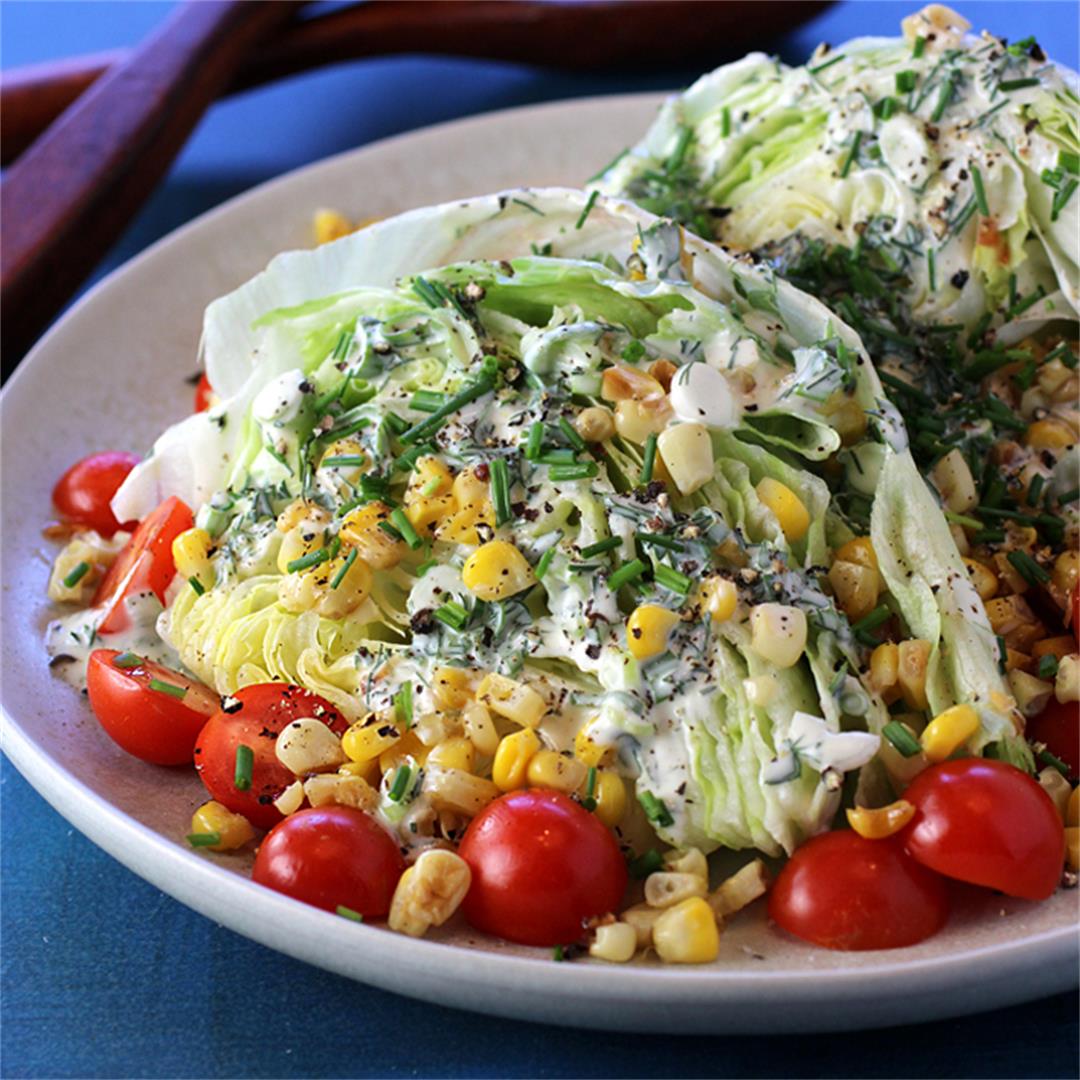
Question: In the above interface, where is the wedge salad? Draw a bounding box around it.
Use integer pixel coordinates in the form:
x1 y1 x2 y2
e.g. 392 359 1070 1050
44 14 1077 966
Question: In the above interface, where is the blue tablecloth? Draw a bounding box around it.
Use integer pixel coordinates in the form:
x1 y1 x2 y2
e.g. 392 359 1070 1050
3 3 1078 1076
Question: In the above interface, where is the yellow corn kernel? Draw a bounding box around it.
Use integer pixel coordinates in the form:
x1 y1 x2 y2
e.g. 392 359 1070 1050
651 897 721 964
319 437 368 481
621 902 662 947
709 859 770 919
277 523 324 575
379 729 428 774
462 540 535 601
1052 550 1080 597
575 406 615 443
339 758 380 785
412 455 454 497
1067 786 1079 827
749 603 808 669
835 536 879 575
314 554 373 620
463 701 499 757
340 501 408 569
644 871 708 908
931 448 978 513
277 568 321 613
427 736 476 774
992 550 1031 596
476 673 547 728
591 770 628 829
626 604 680 661
313 208 353 245
190 800 255 851
275 718 347 775
276 499 330 534
1008 669 1054 716
404 456 457 532
1033 637 1078 662
1056 655 1080 704
47 533 117 604
526 750 587 794
425 765 500 816
898 639 932 711
1025 419 1075 449
657 422 714 496
388 849 472 937
963 558 999 601
601 364 663 402
869 642 900 696
492 728 542 791
828 559 879 622
756 478 810 544
574 723 613 768
172 527 213 589
273 780 306 817
699 577 738 622
846 799 916 839
450 466 493 522
431 667 473 711
921 703 980 762
613 397 673 444
342 716 401 764
1066 827 1080 873
589 922 638 963
665 847 709 882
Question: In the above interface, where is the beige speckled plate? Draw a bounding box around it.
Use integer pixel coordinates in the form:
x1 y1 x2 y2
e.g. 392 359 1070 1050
2 94 1077 1034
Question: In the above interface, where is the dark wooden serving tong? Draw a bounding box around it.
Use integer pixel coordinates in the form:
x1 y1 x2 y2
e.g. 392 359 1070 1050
0 0 829 363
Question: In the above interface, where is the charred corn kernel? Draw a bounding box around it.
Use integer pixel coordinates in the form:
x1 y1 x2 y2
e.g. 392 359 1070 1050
699 577 738 623
828 559 879 622
1025 419 1075 449
190 800 255 851
462 540 535 601
644 871 708 909
664 848 708 882
614 396 673 444
869 642 900 695
930 449 978 513
601 364 663 402
276 499 330 533
315 554 373 619
589 922 637 963
431 666 473 711
749 604 807 669
898 639 932 711
342 716 401 763
626 604 680 661
477 673 546 727
172 527 213 588
622 902 662 947
340 501 407 569
1038 767 1072 821
427 736 476 774
277 524 324 575
755 478 810 543
1068 787 1079 827
649 358 677 390
652 897 720 964
963 558 998 601
591 770 627 828
574 723 612 767
313 208 353 244
921 703 980 762
575 405 616 443
657 422 714 496
379 729 427 774
425 765 499 816
1066 827 1080 873
388 849 472 937
846 799 916 839
527 750 587 794
275 719 347 775
1053 550 1080 597
709 859 769 919
1007 670 1054 717
273 780 306 816
1055 655 1080 703
492 728 542 790
835 537 879 575
1034 637 1078 661
462 701 499 757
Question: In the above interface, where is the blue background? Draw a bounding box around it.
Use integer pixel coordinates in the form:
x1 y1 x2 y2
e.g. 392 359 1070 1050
2 2 1078 1076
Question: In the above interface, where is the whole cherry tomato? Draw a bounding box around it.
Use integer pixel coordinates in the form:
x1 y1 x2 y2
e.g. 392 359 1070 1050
459 789 627 946
53 451 140 536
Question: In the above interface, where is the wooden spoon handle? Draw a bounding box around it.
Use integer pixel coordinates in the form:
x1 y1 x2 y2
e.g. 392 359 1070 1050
1 1 298 361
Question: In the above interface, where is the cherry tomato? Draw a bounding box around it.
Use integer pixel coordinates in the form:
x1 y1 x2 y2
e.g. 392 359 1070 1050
1027 697 1079 781
86 649 219 765
92 496 194 635
193 372 214 413
768 830 950 951
902 759 1065 901
253 806 404 917
52 451 140 536
1072 586 1079 647
458 789 627 946
194 683 348 830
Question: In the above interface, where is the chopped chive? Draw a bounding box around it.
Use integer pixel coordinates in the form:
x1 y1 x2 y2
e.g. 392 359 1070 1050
550 463 598 482
1058 488 1079 506
1038 654 1060 681
559 416 586 452
188 576 206 596
852 604 891 635
973 528 1006 545
582 766 598 812
1006 550 1050 587
410 389 447 413
926 246 936 292
640 433 658 486
434 601 469 631
112 651 141 668
552 945 566 962
1025 474 1045 506
628 848 664 879
389 508 423 550
187 832 221 848
809 52 845 75
654 563 691 595
585 145 629 184
330 547 358 589
525 421 544 461
607 558 646 591
580 536 622 559
878 369 934 404
999 77 1040 91
873 96 898 120
931 72 957 122
420 476 442 498
336 905 365 922
388 765 411 802
996 635 1008 674
537 448 577 465
1060 151 1080 175
575 190 599 230
287 548 330 574
490 458 512 527
635 532 685 552
912 35 926 58
1006 285 1047 321
383 411 409 436
535 546 557 579
392 442 437 474
840 131 862 178
62 561 90 588
975 506 1038 525
943 510 982 530
400 377 494 445
321 454 367 471
1039 749 1070 777
895 69 917 93
639 791 674 827
148 678 187 700
412 275 441 309
721 105 732 137
394 683 414 729
882 720 921 758
1051 179 1078 222
664 124 694 172
234 744 254 791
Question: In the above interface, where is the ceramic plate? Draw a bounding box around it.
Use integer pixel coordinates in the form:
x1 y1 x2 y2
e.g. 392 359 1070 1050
2 93 1077 1034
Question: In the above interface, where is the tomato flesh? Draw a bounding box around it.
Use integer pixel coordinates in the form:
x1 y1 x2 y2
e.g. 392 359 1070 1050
1027 697 1079 781
253 806 404 917
768 830 950 950
194 683 348 830
86 649 219 766
53 451 140 536
902 758 1065 901
459 789 627 947
193 373 214 413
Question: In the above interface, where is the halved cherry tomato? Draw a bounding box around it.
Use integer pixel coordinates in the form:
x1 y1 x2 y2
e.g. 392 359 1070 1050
93 496 194 635
902 759 1065 901
253 806 404 917
52 451 140 536
459 789 627 946
87 649 219 765
194 683 348 830
1027 697 1079 781
768 830 950 951
193 373 214 413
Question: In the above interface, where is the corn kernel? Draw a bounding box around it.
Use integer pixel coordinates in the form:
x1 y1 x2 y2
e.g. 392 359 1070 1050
846 799 916 839
462 540 535 601
404 456 456 532
462 701 499 757
709 859 769 919
339 759 380 785
425 766 500 816
589 922 638 963
749 603 807 669
574 723 612 767
526 750 587 794
601 364 663 402
1066 827 1080 873
1025 419 1075 449
492 728 542 791
657 422 714 496
921 703 980 762
342 716 401 763
273 780 306 816
614 397 673 444
477 673 547 727
756 478 810 544
340 501 407 569
315 554 373 620
190 800 255 851
898 639 932 711
427 736 476 774
276 719 347 775
931 449 978 513
1056 656 1080 703
1052 550 1080 597
626 604 680 661
575 406 615 443
963 558 999 601
276 499 330 534
835 536 879 575
665 847 709 882
869 642 900 697
644 871 707 909
1067 787 1079 827
172 527 213 590
591 770 628 829
431 667 473 711
621 902 662 947
1033 637 1077 662
379 729 427 774
699 577 738 622
1038 767 1072 821
313 208 353 245
652 897 720 964
828 559 879 622
388 849 472 937
277 523 324 576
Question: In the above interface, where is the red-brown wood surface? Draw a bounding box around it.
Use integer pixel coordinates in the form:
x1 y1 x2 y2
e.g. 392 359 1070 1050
0 1 298 361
